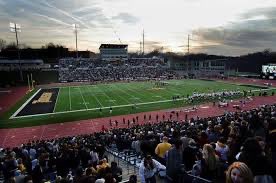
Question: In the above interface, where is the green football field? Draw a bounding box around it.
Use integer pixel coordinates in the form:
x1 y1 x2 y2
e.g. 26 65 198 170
54 79 256 112
0 79 266 128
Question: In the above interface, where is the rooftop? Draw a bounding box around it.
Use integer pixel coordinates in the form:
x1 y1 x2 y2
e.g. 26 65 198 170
99 44 128 49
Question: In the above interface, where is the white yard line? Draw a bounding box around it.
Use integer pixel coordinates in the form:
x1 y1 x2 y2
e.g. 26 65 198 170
10 89 42 119
10 97 186 119
122 84 157 101
141 82 169 98
124 87 146 100
96 85 116 105
87 86 103 108
53 88 60 113
115 84 144 103
78 87 88 110
103 85 130 104
10 87 275 119
69 87 72 110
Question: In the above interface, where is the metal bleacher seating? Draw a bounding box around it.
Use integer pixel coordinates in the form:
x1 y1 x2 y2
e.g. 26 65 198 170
106 146 142 169
106 147 213 183
106 147 142 182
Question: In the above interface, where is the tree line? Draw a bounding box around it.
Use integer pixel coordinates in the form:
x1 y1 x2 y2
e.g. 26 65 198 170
1 38 275 73
0 39 94 63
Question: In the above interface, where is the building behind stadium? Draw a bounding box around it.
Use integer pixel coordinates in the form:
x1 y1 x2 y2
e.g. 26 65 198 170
168 57 227 77
99 44 128 62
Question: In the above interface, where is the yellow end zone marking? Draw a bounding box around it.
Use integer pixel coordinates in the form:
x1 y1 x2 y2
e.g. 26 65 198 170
32 92 53 104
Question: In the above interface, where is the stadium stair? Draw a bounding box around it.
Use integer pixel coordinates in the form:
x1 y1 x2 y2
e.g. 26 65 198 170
106 147 142 182
106 147 214 183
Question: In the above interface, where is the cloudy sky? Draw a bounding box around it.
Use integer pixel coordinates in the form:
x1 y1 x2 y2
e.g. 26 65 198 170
0 0 276 55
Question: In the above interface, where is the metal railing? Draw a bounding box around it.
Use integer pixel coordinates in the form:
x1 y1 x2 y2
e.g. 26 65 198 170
107 147 214 183
106 147 142 183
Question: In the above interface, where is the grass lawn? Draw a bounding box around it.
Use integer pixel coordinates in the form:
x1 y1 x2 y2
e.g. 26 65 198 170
0 79 268 128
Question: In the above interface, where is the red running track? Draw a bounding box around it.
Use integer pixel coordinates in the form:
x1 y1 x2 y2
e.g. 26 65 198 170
0 95 276 148
0 87 28 115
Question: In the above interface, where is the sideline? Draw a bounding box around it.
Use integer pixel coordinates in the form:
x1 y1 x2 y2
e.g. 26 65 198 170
10 88 275 119
10 89 41 119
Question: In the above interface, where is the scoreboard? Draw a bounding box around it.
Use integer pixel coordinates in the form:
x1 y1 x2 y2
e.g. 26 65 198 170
262 65 276 75
262 64 276 79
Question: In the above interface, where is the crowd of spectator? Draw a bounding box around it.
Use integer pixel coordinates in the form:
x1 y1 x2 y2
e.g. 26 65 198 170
0 134 123 183
188 91 243 102
1 102 276 182
58 58 173 82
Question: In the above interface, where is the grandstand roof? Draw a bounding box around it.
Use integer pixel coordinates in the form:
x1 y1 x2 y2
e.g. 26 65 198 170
99 44 128 49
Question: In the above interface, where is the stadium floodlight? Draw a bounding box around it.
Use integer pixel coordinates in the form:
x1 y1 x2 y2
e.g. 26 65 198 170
73 24 80 59
9 22 23 81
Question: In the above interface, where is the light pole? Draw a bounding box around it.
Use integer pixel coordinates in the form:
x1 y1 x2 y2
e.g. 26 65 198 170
142 29 144 56
73 24 79 58
10 22 23 81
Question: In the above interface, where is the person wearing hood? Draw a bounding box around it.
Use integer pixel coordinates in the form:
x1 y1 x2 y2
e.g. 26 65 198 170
183 139 199 170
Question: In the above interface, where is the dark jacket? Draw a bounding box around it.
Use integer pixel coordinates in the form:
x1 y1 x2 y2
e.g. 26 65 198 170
166 147 184 179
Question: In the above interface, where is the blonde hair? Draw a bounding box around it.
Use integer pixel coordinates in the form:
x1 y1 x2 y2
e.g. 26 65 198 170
202 144 218 171
226 162 253 183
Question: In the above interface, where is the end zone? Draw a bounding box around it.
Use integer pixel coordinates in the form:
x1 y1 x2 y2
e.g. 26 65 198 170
10 89 41 119
10 88 59 119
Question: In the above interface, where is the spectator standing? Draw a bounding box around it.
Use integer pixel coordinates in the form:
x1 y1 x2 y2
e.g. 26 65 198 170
139 155 166 183
166 139 184 182
215 137 229 162
268 118 276 182
111 161 122 182
183 139 199 170
155 136 171 165
200 144 219 180
238 138 273 181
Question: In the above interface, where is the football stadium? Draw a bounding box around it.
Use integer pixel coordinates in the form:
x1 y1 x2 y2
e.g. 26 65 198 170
4 78 266 123
1 1 276 183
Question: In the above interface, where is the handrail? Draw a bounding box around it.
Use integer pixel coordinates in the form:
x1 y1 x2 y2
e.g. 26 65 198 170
187 173 213 183
166 172 213 183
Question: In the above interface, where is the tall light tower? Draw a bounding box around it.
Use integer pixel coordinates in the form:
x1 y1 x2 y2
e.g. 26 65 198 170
188 34 190 55
73 24 79 58
140 41 142 55
9 22 23 81
142 29 145 56
186 34 191 73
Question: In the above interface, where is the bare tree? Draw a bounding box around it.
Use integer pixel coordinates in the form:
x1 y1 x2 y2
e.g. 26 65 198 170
0 38 6 51
6 42 17 49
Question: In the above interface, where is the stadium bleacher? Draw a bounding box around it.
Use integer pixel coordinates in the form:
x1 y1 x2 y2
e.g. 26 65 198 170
0 103 275 183
58 58 174 82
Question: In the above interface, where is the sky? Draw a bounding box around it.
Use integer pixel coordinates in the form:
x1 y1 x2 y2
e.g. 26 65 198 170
0 0 276 56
